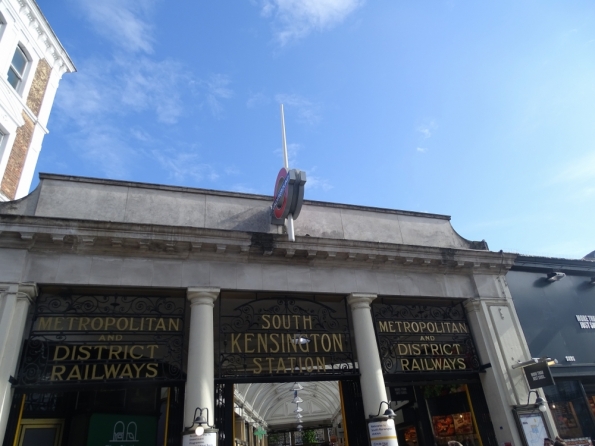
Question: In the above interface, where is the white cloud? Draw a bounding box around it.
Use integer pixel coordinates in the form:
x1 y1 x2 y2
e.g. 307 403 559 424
307 174 333 191
260 0 364 45
274 142 301 167
276 93 321 125
78 0 156 54
202 74 234 117
416 147 427 153
246 92 270 108
554 152 595 183
416 120 437 139
152 149 219 182
53 1 234 183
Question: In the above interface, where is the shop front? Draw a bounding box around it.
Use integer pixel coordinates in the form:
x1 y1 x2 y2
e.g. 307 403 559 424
3 287 187 446
372 299 497 446
508 255 595 444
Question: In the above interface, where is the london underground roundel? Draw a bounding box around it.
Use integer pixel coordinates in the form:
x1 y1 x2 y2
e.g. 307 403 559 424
271 168 306 225
272 167 290 220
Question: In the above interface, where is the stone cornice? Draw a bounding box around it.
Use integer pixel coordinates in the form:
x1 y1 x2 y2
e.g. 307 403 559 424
0 214 516 274
15 0 76 73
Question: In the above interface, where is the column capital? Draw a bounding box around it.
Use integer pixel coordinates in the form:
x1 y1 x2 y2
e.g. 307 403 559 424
17 282 37 304
347 293 377 310
187 287 220 307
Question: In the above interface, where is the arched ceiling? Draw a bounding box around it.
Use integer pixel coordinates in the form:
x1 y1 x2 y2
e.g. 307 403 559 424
234 381 341 430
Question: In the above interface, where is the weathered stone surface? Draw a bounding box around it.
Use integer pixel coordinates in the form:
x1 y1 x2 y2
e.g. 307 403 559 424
1 113 34 200
5 175 480 249
26 59 51 117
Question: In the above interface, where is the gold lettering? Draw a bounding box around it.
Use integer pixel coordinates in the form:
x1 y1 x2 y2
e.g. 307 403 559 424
270 334 279 353
458 323 468 333
400 359 410 371
305 357 314 372
267 357 274 373
321 334 331 352
38 317 52 330
332 334 343 352
316 357 326 372
287 334 297 353
146 363 158 377
155 318 166 331
129 345 143 359
272 315 281 329
104 364 121 378
79 317 90 330
77 346 91 360
403 322 411 332
257 334 267 353
253 358 262 374
147 345 158 358
379 321 389 332
293 315 300 329
108 345 122 359
105 317 116 330
91 318 103 330
457 358 466 369
245 334 255 353
261 315 270 329
50 365 66 380
169 318 180 331
54 317 64 330
116 318 128 331
282 316 290 329
129 318 139 331
133 363 145 378
91 364 104 380
276 358 286 373
231 334 242 353
53 345 70 361
120 364 134 378
146 318 156 330
303 316 312 330
95 345 106 359
310 334 320 352
397 344 408 355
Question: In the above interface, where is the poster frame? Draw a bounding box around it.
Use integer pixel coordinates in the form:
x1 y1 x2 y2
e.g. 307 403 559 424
512 406 552 446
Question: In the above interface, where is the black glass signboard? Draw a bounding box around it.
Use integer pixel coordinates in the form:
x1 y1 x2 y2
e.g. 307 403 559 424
523 362 555 389
372 300 480 375
17 291 185 388
217 296 357 378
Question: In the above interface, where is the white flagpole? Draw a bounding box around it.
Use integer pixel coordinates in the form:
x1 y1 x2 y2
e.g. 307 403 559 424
280 104 295 242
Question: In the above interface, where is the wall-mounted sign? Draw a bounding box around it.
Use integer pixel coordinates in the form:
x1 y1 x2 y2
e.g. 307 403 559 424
271 168 306 225
576 315 595 329
372 301 480 375
183 432 218 446
368 420 398 446
86 413 157 446
217 297 356 378
17 292 185 387
523 362 555 389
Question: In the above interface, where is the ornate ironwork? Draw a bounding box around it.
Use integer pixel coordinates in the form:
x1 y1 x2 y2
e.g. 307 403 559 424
218 297 357 378
372 301 480 375
17 292 186 387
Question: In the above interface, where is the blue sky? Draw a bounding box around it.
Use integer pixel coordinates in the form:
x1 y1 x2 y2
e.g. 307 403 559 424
35 0 595 259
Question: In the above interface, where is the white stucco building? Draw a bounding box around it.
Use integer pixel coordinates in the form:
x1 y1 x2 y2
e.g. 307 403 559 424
0 0 74 202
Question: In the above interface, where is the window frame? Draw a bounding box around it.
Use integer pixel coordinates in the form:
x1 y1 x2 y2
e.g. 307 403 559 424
7 44 30 92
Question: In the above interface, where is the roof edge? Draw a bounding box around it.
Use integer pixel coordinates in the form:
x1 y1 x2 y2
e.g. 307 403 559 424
38 173 452 221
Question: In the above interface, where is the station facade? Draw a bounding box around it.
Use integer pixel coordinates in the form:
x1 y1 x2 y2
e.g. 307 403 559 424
0 174 549 446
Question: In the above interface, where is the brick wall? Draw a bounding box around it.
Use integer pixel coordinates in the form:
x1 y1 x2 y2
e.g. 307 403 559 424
1 112 34 200
26 58 51 117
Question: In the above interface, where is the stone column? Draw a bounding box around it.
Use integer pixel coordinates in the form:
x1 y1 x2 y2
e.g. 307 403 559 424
346 293 388 417
0 283 37 441
464 274 558 446
185 287 220 428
